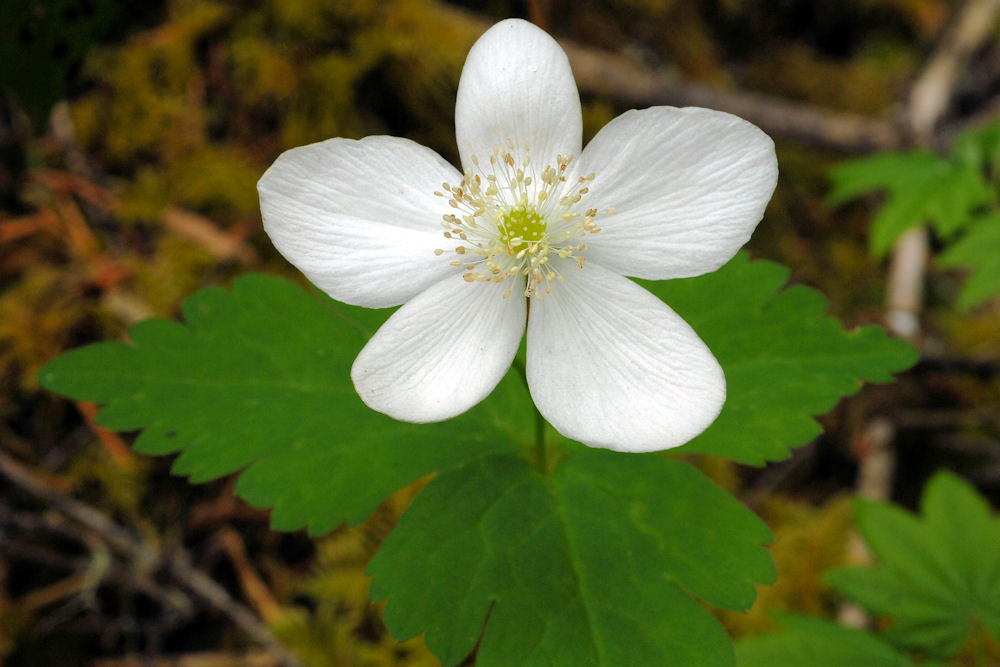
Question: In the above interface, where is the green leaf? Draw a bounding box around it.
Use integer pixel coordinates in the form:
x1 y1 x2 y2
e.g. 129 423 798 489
937 213 1000 309
369 450 774 667
953 117 1000 176
827 151 993 256
827 151 940 206
39 274 520 534
825 471 1000 659
38 259 912 665
643 254 917 465
735 615 919 667
40 254 916 517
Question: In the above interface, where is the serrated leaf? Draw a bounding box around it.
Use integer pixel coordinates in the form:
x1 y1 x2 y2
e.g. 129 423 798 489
938 213 1000 309
39 274 520 534
641 254 917 465
38 258 912 666
735 615 919 667
825 471 1000 659
827 151 993 257
41 254 915 519
369 451 774 667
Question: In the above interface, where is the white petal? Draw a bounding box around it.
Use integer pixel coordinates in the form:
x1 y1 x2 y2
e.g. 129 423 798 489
351 273 526 423
258 136 463 308
526 260 725 452
455 19 581 172
576 107 777 280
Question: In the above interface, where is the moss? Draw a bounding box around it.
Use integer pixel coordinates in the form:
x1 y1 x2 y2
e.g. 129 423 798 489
271 481 440 666
126 234 217 315
0 266 90 388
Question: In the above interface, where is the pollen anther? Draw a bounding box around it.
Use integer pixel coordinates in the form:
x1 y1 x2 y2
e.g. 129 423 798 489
435 141 601 298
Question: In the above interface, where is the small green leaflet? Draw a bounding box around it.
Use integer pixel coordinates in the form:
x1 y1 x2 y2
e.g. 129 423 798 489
825 471 1000 659
827 150 993 257
937 212 1000 309
953 119 1000 178
369 450 773 667
39 274 521 534
735 615 919 667
828 119 1000 306
646 253 917 465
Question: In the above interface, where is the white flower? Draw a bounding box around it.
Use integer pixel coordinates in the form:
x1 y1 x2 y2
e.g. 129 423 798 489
258 18 777 453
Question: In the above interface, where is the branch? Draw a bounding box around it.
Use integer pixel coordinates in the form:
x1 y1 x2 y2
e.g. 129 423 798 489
0 450 301 667
560 40 904 153
909 0 1000 138
433 0 903 153
92 651 281 667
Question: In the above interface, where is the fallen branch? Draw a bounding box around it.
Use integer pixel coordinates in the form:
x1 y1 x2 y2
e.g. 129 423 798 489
561 40 904 153
91 651 281 667
0 450 301 667
435 0 904 153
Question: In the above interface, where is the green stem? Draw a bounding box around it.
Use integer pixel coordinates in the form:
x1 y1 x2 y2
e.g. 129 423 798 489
534 402 548 474
511 356 550 474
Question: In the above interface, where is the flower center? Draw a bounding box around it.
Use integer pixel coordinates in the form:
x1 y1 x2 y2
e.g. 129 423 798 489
500 207 546 250
433 141 603 299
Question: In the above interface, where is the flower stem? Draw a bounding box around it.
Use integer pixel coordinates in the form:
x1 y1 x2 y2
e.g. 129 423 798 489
533 403 549 474
511 356 551 474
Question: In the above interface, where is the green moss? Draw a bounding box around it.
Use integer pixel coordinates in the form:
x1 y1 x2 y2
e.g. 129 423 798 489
127 235 217 314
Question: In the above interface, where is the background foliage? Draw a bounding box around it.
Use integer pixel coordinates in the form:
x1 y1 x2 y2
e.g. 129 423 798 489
3 0 1000 665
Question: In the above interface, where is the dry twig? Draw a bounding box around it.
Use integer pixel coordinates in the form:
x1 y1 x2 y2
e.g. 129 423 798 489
0 450 301 667
92 651 282 667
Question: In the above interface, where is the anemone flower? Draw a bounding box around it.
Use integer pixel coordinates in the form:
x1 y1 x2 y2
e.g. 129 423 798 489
258 18 778 452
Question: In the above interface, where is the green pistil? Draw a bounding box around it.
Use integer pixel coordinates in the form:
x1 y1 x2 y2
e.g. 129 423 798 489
500 207 546 251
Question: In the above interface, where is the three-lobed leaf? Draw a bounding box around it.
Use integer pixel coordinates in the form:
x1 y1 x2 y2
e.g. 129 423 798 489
38 255 917 666
40 254 918 518
825 471 1000 659
369 450 774 667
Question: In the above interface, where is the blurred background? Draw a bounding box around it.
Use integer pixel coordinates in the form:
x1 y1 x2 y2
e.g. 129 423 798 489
2 0 1000 665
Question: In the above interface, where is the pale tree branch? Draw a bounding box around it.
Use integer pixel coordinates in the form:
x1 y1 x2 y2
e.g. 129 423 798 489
433 0 905 153
560 39 905 153
909 0 1000 139
886 0 1000 344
